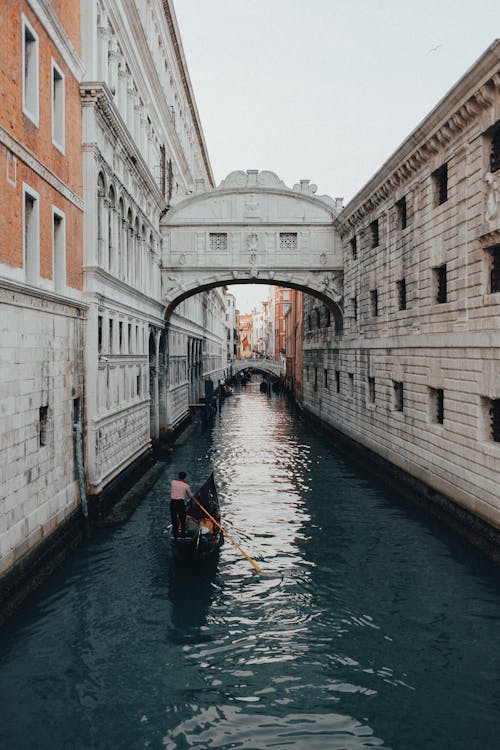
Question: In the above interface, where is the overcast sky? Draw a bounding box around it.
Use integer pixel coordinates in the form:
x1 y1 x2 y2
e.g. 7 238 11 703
174 0 500 312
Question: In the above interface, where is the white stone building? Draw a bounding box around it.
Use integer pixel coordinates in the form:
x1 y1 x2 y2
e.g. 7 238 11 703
303 42 500 534
79 0 227 501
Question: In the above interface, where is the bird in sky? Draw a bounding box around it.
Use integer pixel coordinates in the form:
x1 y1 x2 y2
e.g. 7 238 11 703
428 44 443 53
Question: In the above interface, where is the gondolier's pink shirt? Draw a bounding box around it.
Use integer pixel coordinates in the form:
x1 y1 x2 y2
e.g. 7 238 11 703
170 479 192 500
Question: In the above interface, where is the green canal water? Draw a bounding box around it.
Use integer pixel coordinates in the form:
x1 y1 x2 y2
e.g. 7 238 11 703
1 382 500 749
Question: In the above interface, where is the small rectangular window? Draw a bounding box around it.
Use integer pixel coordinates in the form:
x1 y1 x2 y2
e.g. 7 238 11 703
435 264 447 303
396 196 407 229
128 323 132 353
324 368 328 388
119 321 123 352
350 235 357 259
39 405 48 446
433 164 448 205
98 315 103 353
368 376 375 403
370 219 379 248
429 387 444 424
335 369 340 393
209 233 227 252
109 319 114 354
393 381 404 412
351 296 357 322
487 245 500 293
489 399 500 442
22 15 39 125
348 372 354 398
53 208 65 291
314 367 318 392
24 184 39 284
370 289 379 317
279 233 297 250
396 279 407 310
51 60 65 152
490 124 500 174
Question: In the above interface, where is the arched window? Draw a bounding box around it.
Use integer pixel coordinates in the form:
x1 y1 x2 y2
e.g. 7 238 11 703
127 208 133 284
118 197 125 280
108 185 115 272
97 173 106 267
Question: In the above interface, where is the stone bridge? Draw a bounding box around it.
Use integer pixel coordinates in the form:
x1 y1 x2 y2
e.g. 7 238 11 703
161 170 344 316
231 358 284 377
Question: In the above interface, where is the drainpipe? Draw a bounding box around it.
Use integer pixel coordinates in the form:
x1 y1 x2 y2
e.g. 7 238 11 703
73 422 89 520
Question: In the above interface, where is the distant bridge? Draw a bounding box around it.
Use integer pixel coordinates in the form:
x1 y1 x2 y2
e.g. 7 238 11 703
231 359 284 377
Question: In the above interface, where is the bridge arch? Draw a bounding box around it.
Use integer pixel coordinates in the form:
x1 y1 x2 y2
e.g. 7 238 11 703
161 170 345 317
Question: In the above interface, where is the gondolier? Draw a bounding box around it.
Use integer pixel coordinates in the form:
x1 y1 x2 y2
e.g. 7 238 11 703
170 471 196 539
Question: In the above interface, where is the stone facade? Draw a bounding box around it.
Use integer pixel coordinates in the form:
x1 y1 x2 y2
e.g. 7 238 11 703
0 0 86 576
79 0 227 496
303 42 500 531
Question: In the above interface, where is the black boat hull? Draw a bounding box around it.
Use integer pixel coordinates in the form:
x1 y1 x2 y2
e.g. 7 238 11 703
169 473 223 561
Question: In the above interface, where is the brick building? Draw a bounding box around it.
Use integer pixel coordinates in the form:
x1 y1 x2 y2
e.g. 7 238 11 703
0 0 86 577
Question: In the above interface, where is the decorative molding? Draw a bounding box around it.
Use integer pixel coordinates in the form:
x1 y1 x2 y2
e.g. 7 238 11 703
80 82 165 209
337 44 500 238
160 0 214 187
27 0 85 79
0 125 84 211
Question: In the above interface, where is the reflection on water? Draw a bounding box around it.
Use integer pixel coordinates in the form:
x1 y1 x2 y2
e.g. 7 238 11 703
0 381 500 749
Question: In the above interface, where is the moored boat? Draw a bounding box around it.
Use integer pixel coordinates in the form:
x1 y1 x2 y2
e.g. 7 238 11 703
170 473 223 560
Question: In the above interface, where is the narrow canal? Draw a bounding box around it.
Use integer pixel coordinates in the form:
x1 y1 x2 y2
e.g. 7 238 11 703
1 381 500 749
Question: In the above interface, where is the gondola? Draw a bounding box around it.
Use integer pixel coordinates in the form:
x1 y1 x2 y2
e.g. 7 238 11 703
170 473 224 560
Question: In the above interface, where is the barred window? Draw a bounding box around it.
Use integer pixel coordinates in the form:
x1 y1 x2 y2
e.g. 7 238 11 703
433 164 448 205
351 296 358 322
487 245 500 293
209 233 227 251
350 235 357 259
335 369 340 393
435 264 447 303
397 278 407 310
489 399 500 442
490 124 500 173
39 405 49 447
279 232 297 250
430 388 444 424
396 196 407 229
370 289 378 317
368 376 375 403
314 367 318 392
393 381 404 412
370 219 379 248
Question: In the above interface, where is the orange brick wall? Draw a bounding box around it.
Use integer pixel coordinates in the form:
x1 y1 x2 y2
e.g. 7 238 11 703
0 0 83 290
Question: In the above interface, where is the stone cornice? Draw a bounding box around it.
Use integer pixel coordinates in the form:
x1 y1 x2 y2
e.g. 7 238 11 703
0 277 86 315
27 0 85 79
0 125 84 210
336 40 500 239
109 0 193 191
80 82 166 209
160 0 215 187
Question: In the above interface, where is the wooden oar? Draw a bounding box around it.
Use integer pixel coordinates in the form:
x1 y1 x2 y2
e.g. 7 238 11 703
191 496 263 573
